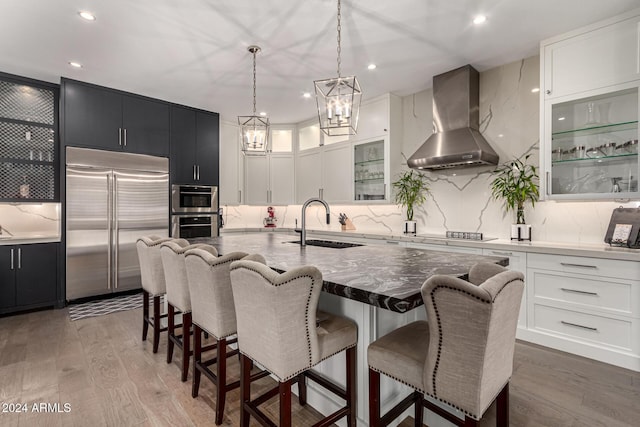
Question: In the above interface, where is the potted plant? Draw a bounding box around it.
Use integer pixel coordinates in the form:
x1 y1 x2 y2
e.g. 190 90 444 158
490 154 539 241
392 169 429 235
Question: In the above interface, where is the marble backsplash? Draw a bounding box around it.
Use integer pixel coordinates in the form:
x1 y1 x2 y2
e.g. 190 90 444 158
0 203 61 236
223 55 640 245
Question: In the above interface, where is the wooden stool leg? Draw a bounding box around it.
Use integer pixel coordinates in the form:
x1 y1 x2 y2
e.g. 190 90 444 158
192 324 202 398
215 337 227 425
181 312 192 382
152 295 161 354
346 346 357 427
167 303 175 363
496 382 509 427
414 391 424 427
369 368 381 427
279 380 292 427
240 354 251 427
297 374 307 406
142 290 149 341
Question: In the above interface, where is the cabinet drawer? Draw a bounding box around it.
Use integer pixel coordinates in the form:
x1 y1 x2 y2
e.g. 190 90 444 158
527 253 640 281
533 304 632 351
530 269 634 316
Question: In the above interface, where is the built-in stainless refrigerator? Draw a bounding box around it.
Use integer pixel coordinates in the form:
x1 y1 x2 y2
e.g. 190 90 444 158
66 147 169 300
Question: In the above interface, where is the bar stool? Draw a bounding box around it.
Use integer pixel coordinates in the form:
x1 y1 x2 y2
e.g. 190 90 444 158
160 240 217 381
368 263 524 427
185 249 271 425
136 235 173 353
230 259 358 427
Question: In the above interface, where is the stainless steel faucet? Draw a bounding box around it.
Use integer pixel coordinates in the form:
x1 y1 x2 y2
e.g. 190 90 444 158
300 197 330 246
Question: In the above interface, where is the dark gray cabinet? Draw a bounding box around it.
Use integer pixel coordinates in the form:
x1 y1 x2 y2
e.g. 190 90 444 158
0 72 59 202
62 78 169 157
170 105 219 185
0 243 58 314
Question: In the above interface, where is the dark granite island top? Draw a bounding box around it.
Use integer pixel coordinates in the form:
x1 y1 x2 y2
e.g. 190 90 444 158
192 233 508 313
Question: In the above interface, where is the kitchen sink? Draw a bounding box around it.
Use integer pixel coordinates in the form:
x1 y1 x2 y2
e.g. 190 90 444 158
286 239 363 249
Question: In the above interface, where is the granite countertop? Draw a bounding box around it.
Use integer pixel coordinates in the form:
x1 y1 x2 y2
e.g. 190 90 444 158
220 227 640 262
192 233 508 313
0 232 61 245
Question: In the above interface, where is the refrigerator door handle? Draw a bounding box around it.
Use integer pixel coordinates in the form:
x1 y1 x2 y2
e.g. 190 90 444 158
107 174 113 289
113 174 119 290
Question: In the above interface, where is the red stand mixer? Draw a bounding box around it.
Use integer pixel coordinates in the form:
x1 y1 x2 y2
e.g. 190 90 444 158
263 206 277 228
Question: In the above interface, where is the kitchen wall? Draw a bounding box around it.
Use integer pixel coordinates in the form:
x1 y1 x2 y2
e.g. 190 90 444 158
0 203 60 236
224 55 639 244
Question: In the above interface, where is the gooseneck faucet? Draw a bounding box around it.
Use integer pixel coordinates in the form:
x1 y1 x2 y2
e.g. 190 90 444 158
300 197 330 246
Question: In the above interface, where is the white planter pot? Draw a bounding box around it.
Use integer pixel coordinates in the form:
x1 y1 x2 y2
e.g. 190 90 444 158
511 224 532 241
404 220 417 235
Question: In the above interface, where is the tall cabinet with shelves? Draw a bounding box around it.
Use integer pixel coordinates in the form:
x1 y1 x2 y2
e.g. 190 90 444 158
540 10 640 199
0 73 59 202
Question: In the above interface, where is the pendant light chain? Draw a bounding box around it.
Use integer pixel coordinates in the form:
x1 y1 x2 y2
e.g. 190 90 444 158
252 49 257 116
336 0 342 78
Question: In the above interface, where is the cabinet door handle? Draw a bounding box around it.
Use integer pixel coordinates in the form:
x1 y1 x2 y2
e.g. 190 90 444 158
561 320 597 331
17 248 21 269
546 171 550 196
560 288 598 296
491 251 513 256
386 241 399 245
560 262 597 269
197 165 200 181
123 128 127 147
118 128 122 146
546 89 551 95
238 190 242 203
10 248 14 270
193 165 196 181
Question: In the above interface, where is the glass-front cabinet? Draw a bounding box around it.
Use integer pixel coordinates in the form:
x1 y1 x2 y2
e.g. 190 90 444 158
546 86 639 199
354 139 386 201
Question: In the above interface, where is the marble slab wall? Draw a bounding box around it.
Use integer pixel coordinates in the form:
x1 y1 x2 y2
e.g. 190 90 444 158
223 55 640 244
0 203 60 236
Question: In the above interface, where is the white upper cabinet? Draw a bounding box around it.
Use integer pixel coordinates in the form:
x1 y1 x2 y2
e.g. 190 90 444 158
542 11 640 100
296 149 323 201
219 121 242 205
321 143 352 203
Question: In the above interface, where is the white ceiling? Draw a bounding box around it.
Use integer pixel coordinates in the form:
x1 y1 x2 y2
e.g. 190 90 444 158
1 1 638 124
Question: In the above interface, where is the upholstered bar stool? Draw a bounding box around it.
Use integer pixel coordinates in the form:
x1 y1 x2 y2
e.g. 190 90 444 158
230 259 358 427
368 263 524 427
185 249 271 425
160 240 217 381
136 235 172 353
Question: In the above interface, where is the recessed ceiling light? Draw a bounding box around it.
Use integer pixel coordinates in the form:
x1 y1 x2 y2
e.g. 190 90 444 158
498 134 504 138
531 87 540 93
303 92 311 98
367 64 377 70
259 112 267 116
558 117 565 121
68 61 83 68
473 15 487 25
78 11 96 21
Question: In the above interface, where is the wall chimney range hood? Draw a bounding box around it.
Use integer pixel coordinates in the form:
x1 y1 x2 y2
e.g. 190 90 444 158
407 64 499 170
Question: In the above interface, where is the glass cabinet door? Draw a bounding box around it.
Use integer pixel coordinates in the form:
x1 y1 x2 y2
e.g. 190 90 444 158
549 87 638 198
354 139 385 201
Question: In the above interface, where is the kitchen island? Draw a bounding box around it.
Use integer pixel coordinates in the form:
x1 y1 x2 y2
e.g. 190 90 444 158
192 232 509 427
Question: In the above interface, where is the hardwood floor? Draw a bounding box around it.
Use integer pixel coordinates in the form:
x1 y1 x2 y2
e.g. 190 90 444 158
0 306 639 426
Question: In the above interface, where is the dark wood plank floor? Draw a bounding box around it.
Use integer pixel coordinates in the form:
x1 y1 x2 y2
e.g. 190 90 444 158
0 306 639 426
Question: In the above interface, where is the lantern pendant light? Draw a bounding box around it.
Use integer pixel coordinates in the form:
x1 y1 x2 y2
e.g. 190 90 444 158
239 45 269 156
314 0 362 136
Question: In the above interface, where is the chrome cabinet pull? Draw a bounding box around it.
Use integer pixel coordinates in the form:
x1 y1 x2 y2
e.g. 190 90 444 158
560 288 598 296
546 171 550 196
386 241 399 245
193 165 196 181
491 251 513 256
196 165 200 181
123 128 127 147
238 190 242 203
561 320 597 331
10 248 14 270
546 89 551 95
560 262 597 269
118 128 122 146
17 248 21 269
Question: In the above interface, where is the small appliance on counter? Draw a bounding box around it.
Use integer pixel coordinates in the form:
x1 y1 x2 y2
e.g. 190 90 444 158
263 206 277 228
604 207 640 248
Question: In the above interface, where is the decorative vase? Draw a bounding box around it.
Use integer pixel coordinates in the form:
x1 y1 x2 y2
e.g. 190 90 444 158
511 224 531 241
404 220 417 235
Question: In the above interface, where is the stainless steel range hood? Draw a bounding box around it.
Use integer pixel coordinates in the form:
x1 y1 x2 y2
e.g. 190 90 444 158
408 64 499 170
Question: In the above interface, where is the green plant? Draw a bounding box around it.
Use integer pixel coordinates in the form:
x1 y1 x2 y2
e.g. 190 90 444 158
490 154 539 224
392 170 429 221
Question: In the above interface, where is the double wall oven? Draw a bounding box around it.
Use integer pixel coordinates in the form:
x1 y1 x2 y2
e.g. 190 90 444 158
171 184 219 238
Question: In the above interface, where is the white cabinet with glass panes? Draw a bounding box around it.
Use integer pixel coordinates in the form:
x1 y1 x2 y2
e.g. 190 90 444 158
243 126 294 205
543 85 639 199
354 139 385 201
